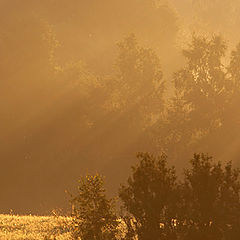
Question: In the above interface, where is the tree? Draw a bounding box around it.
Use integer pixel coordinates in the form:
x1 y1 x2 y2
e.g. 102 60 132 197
70 174 118 240
180 153 240 240
119 152 179 240
174 34 228 140
105 34 164 127
153 34 231 166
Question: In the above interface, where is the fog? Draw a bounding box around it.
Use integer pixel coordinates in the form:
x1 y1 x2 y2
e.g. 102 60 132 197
0 0 240 214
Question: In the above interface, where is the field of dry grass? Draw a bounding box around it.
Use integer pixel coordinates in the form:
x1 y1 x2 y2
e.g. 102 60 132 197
0 214 72 240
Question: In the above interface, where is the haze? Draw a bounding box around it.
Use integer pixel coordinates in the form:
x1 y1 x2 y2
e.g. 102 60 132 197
1 0 240 214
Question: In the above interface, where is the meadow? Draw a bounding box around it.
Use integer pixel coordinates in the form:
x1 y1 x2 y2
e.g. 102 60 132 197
0 214 72 240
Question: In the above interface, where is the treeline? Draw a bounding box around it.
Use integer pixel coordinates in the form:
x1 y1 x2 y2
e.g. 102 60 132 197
3 32 240 213
66 152 240 240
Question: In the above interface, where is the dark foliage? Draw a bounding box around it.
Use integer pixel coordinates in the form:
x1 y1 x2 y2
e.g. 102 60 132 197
118 153 240 240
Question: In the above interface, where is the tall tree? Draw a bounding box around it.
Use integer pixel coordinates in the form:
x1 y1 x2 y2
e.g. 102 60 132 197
153 35 230 165
105 34 165 128
119 152 179 240
180 153 240 239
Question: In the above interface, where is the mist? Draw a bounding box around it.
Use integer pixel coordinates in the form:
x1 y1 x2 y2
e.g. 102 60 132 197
0 0 240 214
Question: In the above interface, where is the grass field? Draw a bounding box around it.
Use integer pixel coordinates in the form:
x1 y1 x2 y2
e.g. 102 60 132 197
0 214 72 240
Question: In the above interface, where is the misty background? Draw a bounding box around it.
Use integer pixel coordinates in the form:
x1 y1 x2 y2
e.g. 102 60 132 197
1 0 240 214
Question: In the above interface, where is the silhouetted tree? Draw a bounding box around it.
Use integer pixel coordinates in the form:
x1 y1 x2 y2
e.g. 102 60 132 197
66 152 240 240
119 152 240 239
119 152 179 240
180 153 240 240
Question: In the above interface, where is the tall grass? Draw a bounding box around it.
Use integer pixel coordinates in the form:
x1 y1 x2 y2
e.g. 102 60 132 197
0 214 72 240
